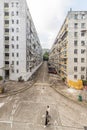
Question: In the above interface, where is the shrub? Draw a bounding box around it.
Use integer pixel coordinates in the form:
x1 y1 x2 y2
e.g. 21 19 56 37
82 80 87 86
62 77 66 82
0 76 3 80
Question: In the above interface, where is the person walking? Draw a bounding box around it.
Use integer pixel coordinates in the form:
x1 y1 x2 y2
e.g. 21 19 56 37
44 105 50 127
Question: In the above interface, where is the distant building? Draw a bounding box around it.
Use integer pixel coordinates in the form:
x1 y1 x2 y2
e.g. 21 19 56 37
49 11 87 89
0 0 42 81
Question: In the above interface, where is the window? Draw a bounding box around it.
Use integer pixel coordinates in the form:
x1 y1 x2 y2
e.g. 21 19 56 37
74 40 78 46
17 69 19 73
11 11 14 16
16 28 19 32
5 20 9 24
81 31 85 36
74 58 78 62
12 28 14 32
81 58 85 63
81 67 85 71
16 61 19 65
81 49 85 54
12 44 14 49
11 2 14 7
16 36 19 41
12 61 14 65
81 75 85 80
81 41 85 46
12 53 14 57
16 20 19 24
5 28 9 32
74 66 77 72
17 53 19 57
5 45 9 49
74 75 77 79
5 36 9 40
11 36 14 41
16 11 19 15
16 2 19 7
81 23 85 28
16 44 19 49
74 32 78 37
12 69 14 73
4 3 9 8
74 49 78 54
81 14 85 19
12 20 14 24
74 14 78 19
74 23 78 29
4 12 9 16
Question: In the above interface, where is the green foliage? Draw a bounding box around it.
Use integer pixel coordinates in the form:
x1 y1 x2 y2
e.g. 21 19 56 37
0 76 3 80
82 80 87 86
62 77 66 82
43 52 49 61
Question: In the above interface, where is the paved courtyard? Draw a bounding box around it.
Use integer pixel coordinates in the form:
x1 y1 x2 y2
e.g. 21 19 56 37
0 62 87 130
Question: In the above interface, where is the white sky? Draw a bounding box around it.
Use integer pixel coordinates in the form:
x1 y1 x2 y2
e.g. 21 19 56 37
27 0 87 49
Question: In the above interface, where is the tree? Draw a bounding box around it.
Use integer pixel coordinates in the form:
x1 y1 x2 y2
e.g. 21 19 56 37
43 52 49 61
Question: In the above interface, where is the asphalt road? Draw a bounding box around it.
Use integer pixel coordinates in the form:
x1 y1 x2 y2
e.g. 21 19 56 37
0 62 87 130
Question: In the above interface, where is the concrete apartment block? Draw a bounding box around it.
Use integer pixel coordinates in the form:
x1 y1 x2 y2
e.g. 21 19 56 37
49 11 87 87
0 0 42 81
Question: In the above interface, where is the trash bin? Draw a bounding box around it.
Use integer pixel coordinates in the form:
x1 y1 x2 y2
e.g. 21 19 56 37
78 95 82 101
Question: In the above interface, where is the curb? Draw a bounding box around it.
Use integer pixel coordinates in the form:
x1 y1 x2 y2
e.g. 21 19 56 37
0 80 37 98
50 85 87 107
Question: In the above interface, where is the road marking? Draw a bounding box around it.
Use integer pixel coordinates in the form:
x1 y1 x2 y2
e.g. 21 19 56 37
0 120 12 123
54 120 58 125
42 67 45 83
0 103 4 108
10 99 20 128
34 83 50 86
42 115 45 118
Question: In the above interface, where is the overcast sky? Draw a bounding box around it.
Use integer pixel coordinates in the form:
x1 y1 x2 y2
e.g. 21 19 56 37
27 0 87 49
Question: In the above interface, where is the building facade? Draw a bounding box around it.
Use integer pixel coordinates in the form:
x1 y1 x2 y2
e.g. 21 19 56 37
0 0 42 81
49 11 87 88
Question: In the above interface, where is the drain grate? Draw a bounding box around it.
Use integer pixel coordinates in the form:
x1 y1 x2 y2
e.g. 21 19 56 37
84 126 87 130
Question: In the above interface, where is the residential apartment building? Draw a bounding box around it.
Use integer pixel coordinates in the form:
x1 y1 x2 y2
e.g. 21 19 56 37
49 11 87 89
0 0 42 81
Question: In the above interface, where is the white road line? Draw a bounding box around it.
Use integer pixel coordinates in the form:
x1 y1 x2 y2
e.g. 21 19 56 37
43 70 45 83
0 120 12 123
0 103 5 108
10 99 20 128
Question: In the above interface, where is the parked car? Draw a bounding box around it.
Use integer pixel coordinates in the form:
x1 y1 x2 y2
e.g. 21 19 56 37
48 67 57 74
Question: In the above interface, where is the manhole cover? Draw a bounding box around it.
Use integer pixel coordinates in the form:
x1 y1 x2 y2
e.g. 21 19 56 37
84 126 87 130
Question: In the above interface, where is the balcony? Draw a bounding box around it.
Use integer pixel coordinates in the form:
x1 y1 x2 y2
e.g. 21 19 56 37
4 32 9 35
4 40 9 45
4 16 9 20
4 24 9 28
5 56 9 61
4 48 9 52
5 64 9 69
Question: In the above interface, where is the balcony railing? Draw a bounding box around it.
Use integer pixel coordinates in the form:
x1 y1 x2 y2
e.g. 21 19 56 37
4 24 9 28
4 16 9 19
4 40 9 45
5 56 9 61
5 64 9 69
